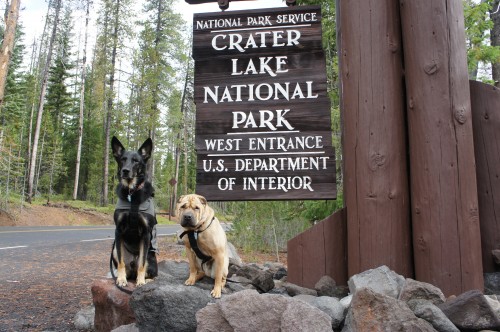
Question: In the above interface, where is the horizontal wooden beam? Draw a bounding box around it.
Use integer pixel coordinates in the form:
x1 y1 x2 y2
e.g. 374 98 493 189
185 0 296 10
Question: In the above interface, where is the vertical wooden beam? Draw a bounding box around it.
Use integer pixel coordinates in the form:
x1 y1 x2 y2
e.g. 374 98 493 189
400 0 484 295
470 80 500 273
338 0 413 278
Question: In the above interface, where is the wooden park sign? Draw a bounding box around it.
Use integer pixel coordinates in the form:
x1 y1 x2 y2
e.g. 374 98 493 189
193 5 335 201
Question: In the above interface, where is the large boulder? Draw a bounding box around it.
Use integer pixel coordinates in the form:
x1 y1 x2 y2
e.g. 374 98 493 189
91 279 136 332
130 282 215 332
399 278 446 305
230 264 274 293
196 289 333 332
342 288 435 332
438 290 500 331
484 272 500 295
129 261 223 332
408 300 459 332
347 265 405 299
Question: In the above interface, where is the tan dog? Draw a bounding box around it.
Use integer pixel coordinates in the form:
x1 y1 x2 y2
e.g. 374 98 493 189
177 194 229 298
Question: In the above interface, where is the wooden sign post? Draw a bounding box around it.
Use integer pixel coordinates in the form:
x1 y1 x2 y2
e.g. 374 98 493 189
192 5 336 201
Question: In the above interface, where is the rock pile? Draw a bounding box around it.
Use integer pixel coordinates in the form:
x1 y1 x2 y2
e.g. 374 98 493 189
83 262 500 332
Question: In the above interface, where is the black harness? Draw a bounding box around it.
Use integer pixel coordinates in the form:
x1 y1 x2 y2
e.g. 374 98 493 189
110 182 149 294
179 217 215 265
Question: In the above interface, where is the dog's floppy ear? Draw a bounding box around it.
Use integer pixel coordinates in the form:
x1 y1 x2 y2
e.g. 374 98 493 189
177 195 185 204
138 138 153 162
196 194 207 206
111 136 125 162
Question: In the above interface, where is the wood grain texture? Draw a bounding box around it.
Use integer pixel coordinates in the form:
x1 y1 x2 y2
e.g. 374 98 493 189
287 208 347 288
338 0 413 278
193 6 336 200
470 80 500 273
400 0 483 295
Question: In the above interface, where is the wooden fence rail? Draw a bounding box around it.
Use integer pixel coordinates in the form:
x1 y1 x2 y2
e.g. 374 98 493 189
287 208 347 288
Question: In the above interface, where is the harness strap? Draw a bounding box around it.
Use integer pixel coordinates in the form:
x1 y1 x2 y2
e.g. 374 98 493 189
180 217 215 264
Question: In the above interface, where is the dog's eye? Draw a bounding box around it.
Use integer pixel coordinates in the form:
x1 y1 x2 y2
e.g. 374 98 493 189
195 207 200 210
132 157 139 162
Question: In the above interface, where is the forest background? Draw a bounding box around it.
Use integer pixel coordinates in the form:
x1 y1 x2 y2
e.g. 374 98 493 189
0 0 498 253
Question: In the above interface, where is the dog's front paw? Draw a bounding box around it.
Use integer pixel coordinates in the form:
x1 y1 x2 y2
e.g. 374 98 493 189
211 286 222 299
185 276 196 286
136 278 146 287
116 277 128 287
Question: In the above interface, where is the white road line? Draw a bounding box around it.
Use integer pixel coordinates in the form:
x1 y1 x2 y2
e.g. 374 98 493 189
0 245 28 250
81 238 113 242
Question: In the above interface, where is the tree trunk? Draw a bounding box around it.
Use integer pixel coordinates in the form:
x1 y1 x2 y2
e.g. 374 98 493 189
27 0 62 203
491 0 500 86
0 0 21 110
400 0 484 295
102 0 120 206
73 0 90 200
338 0 413 278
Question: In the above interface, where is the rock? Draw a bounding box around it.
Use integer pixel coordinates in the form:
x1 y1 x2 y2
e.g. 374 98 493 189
342 288 435 332
282 281 318 297
130 278 216 332
340 295 353 310
281 298 333 332
263 262 288 280
231 264 274 293
73 305 95 331
91 279 136 332
399 278 446 305
294 294 346 329
196 303 233 332
315 275 336 297
157 260 189 280
408 300 459 332
314 296 346 329
347 265 405 299
493 249 500 265
485 295 500 317
227 242 242 266
111 323 139 332
484 272 500 295
439 290 500 331
196 289 333 332
294 294 318 306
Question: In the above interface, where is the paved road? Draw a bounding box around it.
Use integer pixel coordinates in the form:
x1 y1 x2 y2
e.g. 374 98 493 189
0 224 182 331
0 224 182 251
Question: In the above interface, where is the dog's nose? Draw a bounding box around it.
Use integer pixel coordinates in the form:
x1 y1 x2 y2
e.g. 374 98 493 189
121 169 130 177
181 214 194 227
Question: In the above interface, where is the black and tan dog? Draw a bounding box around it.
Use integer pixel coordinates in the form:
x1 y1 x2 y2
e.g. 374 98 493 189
177 194 229 298
111 136 158 287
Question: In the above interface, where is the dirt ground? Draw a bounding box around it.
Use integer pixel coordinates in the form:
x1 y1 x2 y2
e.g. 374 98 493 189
0 204 286 331
0 203 113 227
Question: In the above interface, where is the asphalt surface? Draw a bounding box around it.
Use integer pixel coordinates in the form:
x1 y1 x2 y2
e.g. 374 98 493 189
0 224 183 331
0 224 181 251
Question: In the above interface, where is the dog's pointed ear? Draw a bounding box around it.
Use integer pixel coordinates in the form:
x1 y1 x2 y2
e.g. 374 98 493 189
111 136 125 162
138 138 153 162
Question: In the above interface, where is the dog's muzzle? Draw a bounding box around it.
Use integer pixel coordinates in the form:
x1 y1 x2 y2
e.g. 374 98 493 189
180 212 197 228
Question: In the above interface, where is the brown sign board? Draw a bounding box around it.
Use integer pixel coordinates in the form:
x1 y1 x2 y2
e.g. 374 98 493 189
193 5 336 201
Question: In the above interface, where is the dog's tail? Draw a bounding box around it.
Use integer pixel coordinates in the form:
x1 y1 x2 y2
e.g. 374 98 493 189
109 241 134 295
